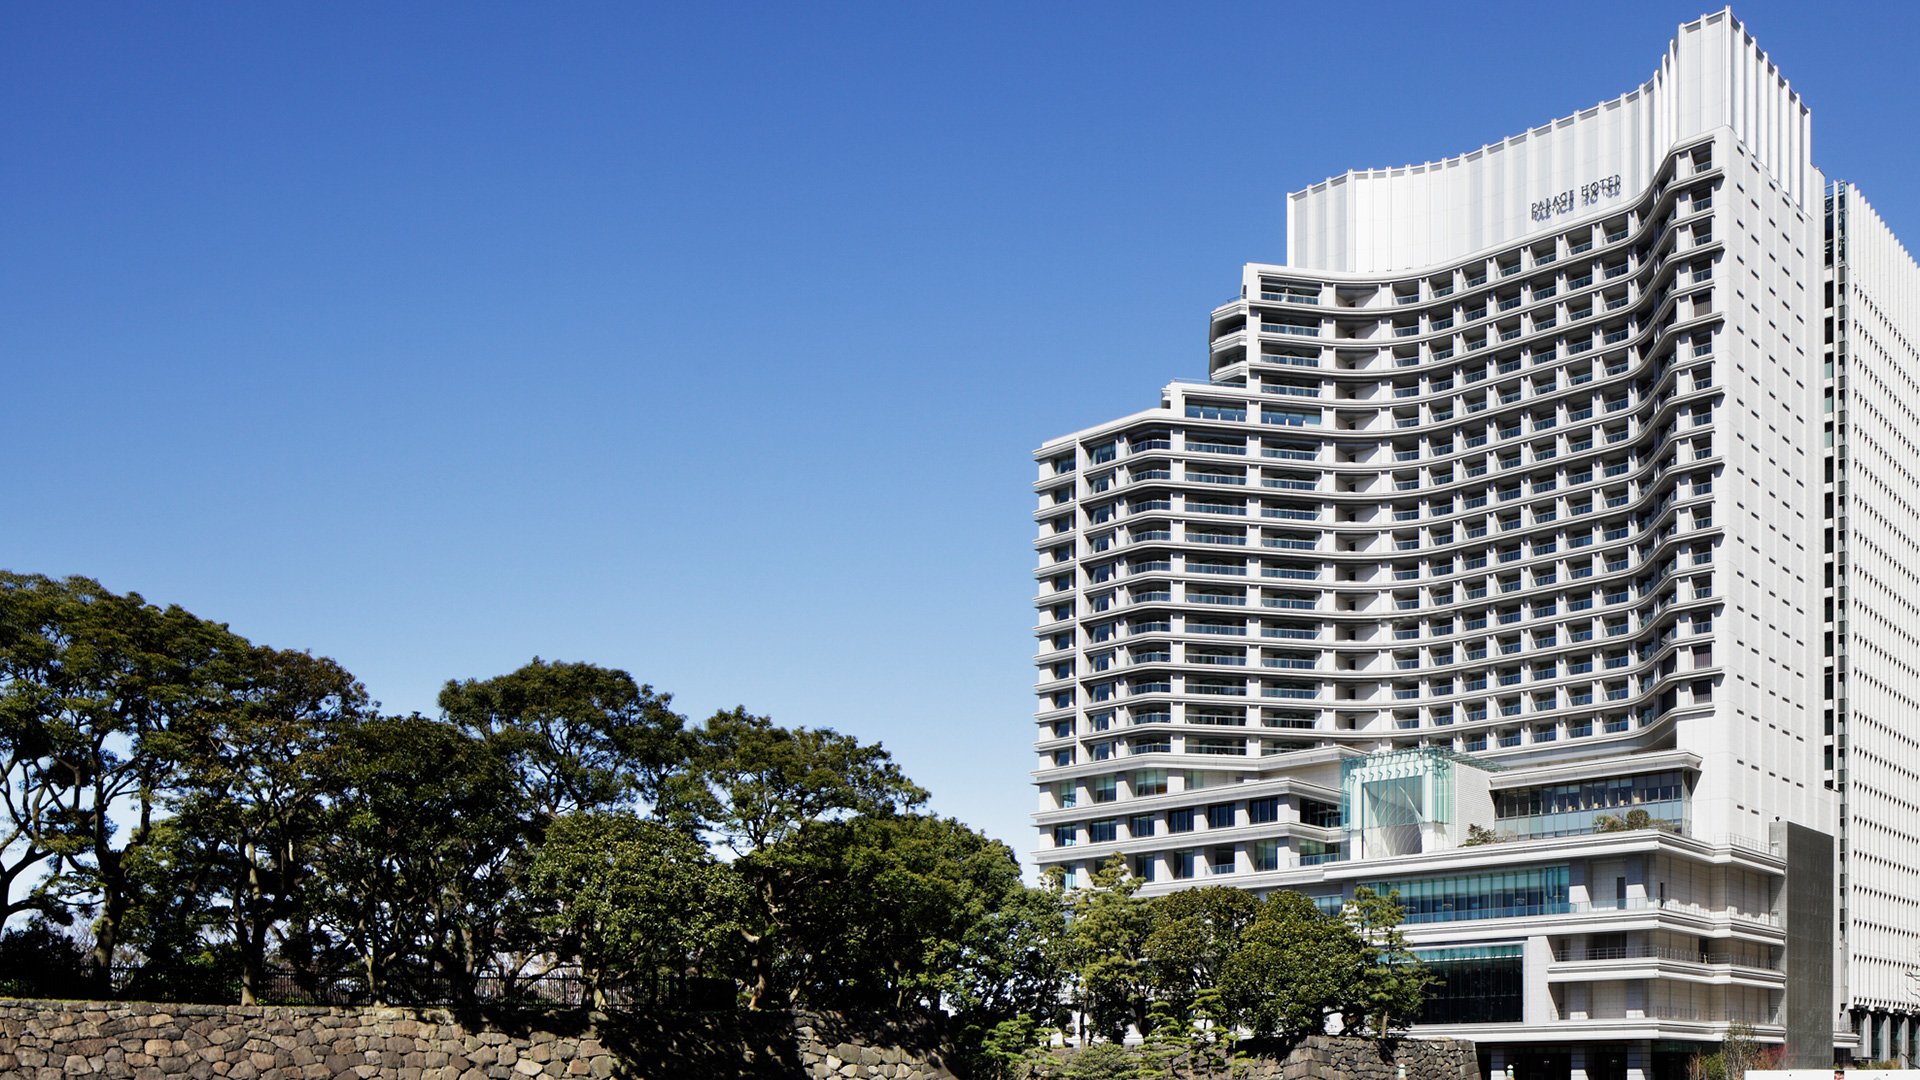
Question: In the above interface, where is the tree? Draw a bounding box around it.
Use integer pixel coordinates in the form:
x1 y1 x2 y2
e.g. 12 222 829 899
0 918 91 999
166 646 367 1003
1344 887 1429 1039
0 572 252 991
1461 824 1504 846
1218 890 1363 1048
524 811 742 1007
112 816 241 1004
779 814 1031 1014
943 880 1072 1072
309 714 525 1004
1217 889 1427 1048
1142 885 1260 1017
1055 856 1155 1044
685 707 927 1009
438 659 689 821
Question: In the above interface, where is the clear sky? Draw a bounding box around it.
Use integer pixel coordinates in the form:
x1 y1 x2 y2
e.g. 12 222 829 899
4 2 1917 863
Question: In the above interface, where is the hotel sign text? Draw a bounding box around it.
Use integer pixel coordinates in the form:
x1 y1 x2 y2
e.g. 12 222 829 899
1532 174 1623 221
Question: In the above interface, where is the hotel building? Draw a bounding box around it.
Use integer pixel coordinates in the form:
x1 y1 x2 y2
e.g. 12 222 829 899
1030 10 1920 1074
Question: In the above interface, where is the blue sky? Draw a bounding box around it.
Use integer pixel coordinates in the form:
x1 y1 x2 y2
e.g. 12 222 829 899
4 2 1916 861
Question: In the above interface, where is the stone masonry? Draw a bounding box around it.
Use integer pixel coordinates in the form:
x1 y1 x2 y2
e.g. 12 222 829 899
0 999 958 1080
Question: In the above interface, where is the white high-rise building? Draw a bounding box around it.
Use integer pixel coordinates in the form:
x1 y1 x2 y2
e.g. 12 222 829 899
1030 10 1920 1074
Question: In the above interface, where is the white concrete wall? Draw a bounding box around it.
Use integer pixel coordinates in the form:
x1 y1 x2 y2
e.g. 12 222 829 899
1287 10 1812 274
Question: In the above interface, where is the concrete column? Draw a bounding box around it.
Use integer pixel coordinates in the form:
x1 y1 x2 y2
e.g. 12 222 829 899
1524 936 1557 1023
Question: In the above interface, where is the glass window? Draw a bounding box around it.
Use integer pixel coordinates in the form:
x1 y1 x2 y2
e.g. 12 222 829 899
1361 866 1571 923
1415 945 1524 1024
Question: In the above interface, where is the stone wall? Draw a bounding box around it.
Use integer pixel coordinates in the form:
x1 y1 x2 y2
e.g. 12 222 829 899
0 999 958 1080
1039 1034 1480 1080
1273 1035 1480 1080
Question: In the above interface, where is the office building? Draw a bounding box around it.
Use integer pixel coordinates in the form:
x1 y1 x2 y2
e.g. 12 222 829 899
1030 9 1920 1073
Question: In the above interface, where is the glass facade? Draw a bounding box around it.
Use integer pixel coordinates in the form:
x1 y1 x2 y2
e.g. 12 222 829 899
1364 866 1570 923
1493 770 1688 839
1414 944 1525 1024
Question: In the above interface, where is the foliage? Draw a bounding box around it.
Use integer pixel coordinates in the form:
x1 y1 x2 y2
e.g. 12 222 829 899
439 659 689 821
1055 856 1155 1044
1139 988 1244 1078
780 813 1025 1012
1461 824 1504 846
1 564 1430 1080
308 714 526 1004
1684 1023 1786 1080
524 810 741 1007
946 881 1072 1079
0 919 92 998
0 571 254 991
1142 886 1258 1017
1060 1042 1140 1080
1218 890 1362 1047
972 1014 1048 1080
685 707 927 1008
1343 887 1429 1039
166 646 366 1002
1594 808 1656 832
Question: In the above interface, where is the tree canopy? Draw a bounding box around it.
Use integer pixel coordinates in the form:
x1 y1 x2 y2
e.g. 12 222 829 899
0 570 1427 1077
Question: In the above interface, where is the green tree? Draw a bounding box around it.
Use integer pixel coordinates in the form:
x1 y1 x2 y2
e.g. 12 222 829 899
1142 886 1260 1018
166 646 367 1003
945 881 1072 1075
1218 890 1361 1048
309 714 525 1004
778 813 1034 1016
438 659 689 821
685 707 926 1009
0 572 251 991
113 816 240 1004
1055 856 1155 1044
0 918 91 998
1344 887 1429 1038
524 810 742 1007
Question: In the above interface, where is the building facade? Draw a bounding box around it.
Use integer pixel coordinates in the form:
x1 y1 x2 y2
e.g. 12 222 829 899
1030 10 1920 1073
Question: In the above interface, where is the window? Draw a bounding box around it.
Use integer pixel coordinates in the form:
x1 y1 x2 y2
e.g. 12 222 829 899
1207 803 1236 829
1187 400 1247 422
1132 769 1168 796
1133 855 1156 881
1210 846 1236 875
1088 819 1117 843
1052 825 1076 847
1171 850 1197 879
1417 945 1524 1024
1249 797 1279 823
1129 814 1156 838
1091 775 1117 802
1252 840 1280 872
1168 808 1196 833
